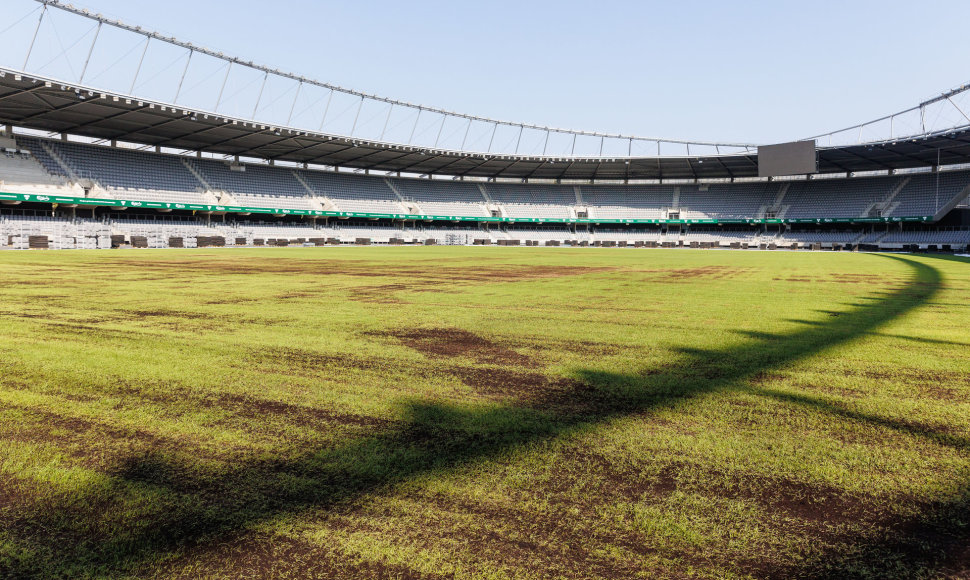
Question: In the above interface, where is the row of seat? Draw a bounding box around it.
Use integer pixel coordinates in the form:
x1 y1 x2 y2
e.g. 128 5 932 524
6 136 970 221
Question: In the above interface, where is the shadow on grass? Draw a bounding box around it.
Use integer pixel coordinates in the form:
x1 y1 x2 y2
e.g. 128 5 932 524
2 254 966 578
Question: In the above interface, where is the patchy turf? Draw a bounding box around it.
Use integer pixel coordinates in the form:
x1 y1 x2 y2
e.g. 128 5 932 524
0 247 968 579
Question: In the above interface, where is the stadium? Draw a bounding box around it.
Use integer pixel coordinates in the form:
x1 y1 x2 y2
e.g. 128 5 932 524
0 1 969 578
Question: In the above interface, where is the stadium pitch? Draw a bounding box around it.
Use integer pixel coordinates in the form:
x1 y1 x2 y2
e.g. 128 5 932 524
0 247 968 578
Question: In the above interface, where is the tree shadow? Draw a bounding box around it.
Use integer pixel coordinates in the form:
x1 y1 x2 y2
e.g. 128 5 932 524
2 254 965 578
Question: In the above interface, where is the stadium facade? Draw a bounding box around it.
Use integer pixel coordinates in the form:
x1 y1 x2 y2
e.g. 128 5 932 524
0 0 969 250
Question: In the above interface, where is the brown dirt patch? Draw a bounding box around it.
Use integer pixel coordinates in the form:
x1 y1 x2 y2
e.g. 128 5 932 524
107 376 388 431
380 328 532 365
212 393 387 429
106 259 612 283
547 339 623 356
545 451 879 529
636 266 754 283
150 531 448 579
348 281 462 304
854 369 970 402
245 347 387 374
0 405 222 470
449 367 551 398
418 492 657 579
202 296 259 305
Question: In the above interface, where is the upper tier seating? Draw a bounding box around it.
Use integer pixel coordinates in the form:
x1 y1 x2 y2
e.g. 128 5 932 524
783 177 898 219
680 183 777 220
391 179 489 217
486 183 575 219
893 171 970 217
298 170 407 214
25 138 210 204
0 149 73 194
7 137 970 222
187 160 314 210
581 185 674 220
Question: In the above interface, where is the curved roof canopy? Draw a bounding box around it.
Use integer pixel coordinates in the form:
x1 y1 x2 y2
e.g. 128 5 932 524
4 69 970 181
3 0 970 181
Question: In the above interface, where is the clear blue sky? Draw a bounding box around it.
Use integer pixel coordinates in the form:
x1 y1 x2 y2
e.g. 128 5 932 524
5 0 970 145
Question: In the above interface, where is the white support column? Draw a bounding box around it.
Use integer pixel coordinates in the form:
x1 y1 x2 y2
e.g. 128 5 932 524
173 49 194 104
129 37 150 94
460 118 472 150
252 71 269 120
287 80 303 126
214 62 233 112
23 5 47 71
350 95 364 136
434 114 446 147
409 108 423 144
318 89 334 131
78 21 102 84
380 104 394 141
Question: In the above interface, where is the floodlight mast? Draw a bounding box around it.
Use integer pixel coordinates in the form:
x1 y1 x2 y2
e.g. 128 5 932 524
28 0 754 156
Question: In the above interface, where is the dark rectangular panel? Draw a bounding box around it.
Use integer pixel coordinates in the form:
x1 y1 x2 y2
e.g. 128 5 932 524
758 140 817 177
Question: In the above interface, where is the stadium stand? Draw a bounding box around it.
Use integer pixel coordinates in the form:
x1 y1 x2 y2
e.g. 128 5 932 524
187 159 315 210
893 171 970 217
20 138 212 205
0 147 76 195
485 183 575 219
679 183 777 220
298 170 407 214
390 179 490 217
2 136 970 251
580 185 673 220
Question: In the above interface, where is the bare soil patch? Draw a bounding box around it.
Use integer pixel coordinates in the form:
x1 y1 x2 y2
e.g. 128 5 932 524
153 531 445 579
380 328 532 366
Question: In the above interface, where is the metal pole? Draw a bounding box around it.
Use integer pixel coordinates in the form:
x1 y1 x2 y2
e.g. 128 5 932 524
627 137 632 157
599 136 604 156
318 88 334 131
936 148 941 212
214 62 232 112
571 133 577 155
252 71 269 119
542 130 550 156
129 37 150 94
487 122 498 153
514 126 524 154
380 104 394 141
23 5 47 71
79 21 102 84
434 114 446 147
350 95 364 136
460 118 472 150
287 80 303 126
409 108 422 144
173 49 194 104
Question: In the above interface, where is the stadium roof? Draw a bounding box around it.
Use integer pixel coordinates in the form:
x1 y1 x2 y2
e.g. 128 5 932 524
4 68 970 182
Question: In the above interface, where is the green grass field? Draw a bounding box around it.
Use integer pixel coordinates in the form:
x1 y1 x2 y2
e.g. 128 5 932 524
0 247 968 579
